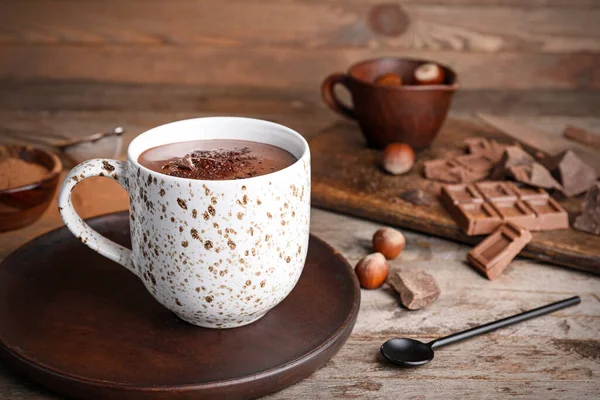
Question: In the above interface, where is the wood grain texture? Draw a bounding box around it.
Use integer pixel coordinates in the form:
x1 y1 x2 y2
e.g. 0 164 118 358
1 1 598 53
1 208 598 399
310 119 600 274
0 46 597 89
1 81 599 118
0 117 598 398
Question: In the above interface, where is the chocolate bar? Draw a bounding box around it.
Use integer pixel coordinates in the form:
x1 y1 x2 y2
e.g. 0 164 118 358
489 200 537 231
510 185 548 200
467 222 532 280
441 181 569 235
439 184 483 205
475 181 517 202
453 202 503 236
525 197 569 230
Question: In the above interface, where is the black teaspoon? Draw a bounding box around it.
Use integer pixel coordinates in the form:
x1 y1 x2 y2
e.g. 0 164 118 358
381 296 581 367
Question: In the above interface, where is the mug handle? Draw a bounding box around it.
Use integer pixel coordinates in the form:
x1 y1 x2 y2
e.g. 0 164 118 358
321 73 356 120
58 159 135 274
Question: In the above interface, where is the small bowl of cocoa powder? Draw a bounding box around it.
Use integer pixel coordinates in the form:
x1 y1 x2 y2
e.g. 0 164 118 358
0 145 62 232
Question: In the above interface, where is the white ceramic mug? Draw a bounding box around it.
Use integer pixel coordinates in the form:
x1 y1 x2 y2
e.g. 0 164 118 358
58 117 311 328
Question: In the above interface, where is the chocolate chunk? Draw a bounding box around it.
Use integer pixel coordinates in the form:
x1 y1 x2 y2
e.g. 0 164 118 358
388 269 440 310
492 146 561 189
424 158 489 184
510 162 561 190
464 138 506 163
423 159 462 183
574 183 600 235
491 146 534 180
398 189 434 206
178 154 196 170
467 222 532 280
542 150 597 197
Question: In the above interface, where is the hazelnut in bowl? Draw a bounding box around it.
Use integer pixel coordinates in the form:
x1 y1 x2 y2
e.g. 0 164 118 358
321 57 459 150
0 145 62 232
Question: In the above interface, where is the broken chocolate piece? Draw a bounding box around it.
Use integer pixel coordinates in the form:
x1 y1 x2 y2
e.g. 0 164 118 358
178 154 196 170
511 162 561 190
464 138 506 163
573 183 600 235
454 154 495 174
492 146 561 189
388 269 440 310
491 146 534 180
423 159 463 183
424 155 490 184
542 150 597 197
398 189 434 206
467 222 532 280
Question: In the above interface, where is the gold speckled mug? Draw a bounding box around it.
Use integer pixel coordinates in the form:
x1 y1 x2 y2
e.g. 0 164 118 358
59 117 311 328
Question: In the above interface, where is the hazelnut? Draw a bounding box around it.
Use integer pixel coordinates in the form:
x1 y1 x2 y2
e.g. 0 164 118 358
355 253 389 289
382 143 415 175
374 72 402 87
373 227 405 260
414 63 445 85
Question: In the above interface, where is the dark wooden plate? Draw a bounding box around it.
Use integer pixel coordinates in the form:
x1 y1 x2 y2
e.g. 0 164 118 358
0 212 360 400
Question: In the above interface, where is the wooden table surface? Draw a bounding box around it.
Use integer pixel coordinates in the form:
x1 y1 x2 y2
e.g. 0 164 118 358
1 85 600 399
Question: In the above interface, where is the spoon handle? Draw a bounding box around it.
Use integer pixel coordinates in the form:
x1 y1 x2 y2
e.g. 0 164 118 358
430 296 580 350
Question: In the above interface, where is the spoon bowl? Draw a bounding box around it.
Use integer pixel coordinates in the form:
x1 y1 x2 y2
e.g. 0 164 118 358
380 338 434 367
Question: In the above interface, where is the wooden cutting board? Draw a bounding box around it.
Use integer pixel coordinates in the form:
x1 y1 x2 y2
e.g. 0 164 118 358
310 118 600 275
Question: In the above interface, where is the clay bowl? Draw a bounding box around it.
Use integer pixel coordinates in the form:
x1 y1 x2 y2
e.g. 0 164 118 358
322 57 459 150
0 145 62 232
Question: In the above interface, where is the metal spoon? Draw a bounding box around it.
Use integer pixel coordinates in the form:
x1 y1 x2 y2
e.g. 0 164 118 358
1 127 124 164
381 296 581 367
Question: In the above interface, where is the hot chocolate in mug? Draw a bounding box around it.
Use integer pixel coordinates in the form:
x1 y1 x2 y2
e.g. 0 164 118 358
58 117 311 328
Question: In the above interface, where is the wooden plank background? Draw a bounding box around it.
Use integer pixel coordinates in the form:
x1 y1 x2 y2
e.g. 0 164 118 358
0 2 599 398
0 0 599 90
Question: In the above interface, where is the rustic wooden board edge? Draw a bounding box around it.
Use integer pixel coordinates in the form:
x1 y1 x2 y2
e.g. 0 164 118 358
312 182 600 276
